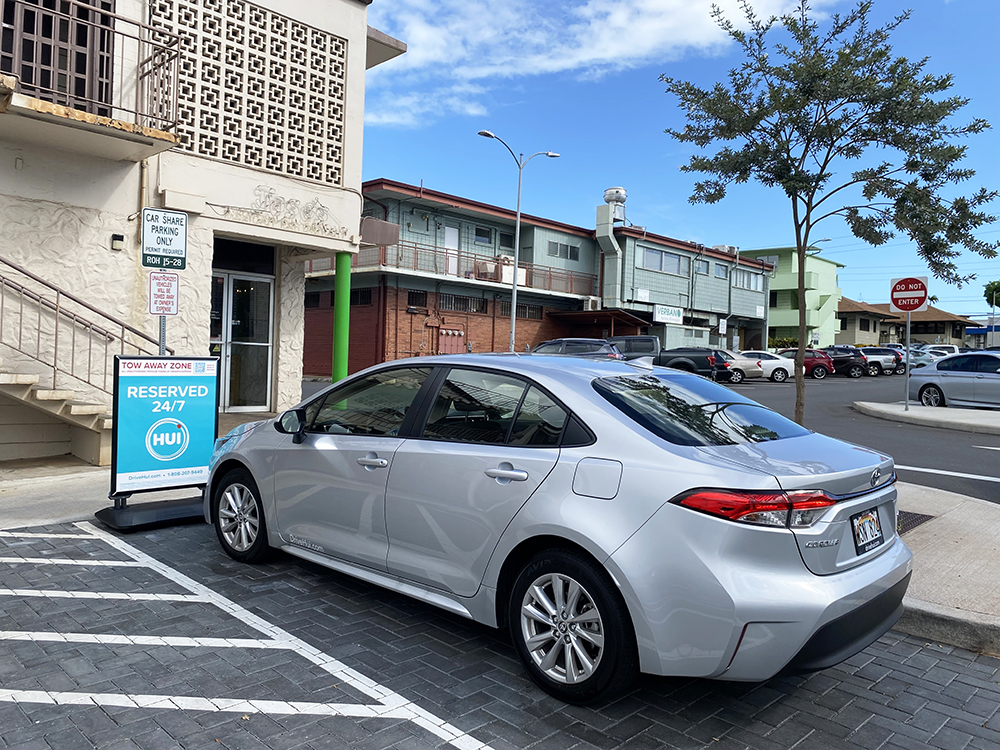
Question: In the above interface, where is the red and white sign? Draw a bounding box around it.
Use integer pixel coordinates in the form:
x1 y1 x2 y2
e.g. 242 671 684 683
889 276 928 314
149 271 179 316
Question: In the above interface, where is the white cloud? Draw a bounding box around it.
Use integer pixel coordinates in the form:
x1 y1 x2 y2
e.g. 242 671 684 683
365 0 828 127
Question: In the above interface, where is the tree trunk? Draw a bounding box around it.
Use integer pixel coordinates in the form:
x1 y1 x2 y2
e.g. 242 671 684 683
795 241 807 425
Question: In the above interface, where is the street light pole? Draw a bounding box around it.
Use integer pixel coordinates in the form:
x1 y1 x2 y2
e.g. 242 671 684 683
478 130 559 352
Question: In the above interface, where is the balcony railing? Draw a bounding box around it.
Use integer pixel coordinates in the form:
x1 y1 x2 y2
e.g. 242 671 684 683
305 241 598 297
1 0 179 132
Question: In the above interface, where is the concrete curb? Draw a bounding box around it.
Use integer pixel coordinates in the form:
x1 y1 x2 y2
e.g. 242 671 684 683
853 401 1000 435
898 596 1000 657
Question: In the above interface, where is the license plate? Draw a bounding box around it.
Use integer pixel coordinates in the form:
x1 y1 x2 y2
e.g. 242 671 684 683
851 507 884 555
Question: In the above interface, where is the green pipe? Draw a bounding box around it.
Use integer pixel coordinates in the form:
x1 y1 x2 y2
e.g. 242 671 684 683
332 251 352 382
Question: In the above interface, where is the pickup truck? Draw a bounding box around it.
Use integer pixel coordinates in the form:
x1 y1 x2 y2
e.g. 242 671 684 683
608 336 717 379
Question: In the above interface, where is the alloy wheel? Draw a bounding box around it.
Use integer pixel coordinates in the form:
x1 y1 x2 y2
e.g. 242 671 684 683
218 483 260 552
520 572 605 685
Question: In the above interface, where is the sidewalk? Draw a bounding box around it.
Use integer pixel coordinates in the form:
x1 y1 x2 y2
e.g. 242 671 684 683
854 400 1000 435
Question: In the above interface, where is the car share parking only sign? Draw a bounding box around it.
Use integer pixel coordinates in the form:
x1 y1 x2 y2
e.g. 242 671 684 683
890 276 929 313
111 356 219 495
141 208 187 270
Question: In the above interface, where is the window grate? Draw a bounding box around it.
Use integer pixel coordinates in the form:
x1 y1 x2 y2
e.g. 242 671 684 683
440 293 487 314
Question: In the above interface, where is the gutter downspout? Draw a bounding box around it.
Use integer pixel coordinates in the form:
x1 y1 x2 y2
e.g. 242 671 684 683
595 204 622 309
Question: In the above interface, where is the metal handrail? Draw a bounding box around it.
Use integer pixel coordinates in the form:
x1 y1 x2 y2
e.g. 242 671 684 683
0 254 172 394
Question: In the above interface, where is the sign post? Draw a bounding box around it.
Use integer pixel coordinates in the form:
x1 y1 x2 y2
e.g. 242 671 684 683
97 356 219 530
889 277 929 411
141 209 188 355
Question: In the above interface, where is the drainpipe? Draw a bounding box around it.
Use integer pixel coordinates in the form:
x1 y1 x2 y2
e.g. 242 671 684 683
595 204 621 309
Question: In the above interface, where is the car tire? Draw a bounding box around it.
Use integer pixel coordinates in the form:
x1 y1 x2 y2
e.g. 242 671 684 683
811 365 828 380
847 364 864 379
895 365 906 375
770 368 789 383
728 369 745 384
213 468 270 564
868 364 880 376
920 384 945 408
509 549 638 705
881 365 892 376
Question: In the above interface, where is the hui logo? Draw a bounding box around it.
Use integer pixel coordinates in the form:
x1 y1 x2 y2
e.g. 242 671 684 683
145 419 190 461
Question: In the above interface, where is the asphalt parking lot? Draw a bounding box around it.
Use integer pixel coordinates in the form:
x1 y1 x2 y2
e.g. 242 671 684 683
3 521 1000 750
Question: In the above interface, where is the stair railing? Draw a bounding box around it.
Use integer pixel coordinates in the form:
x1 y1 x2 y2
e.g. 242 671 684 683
0 254 173 394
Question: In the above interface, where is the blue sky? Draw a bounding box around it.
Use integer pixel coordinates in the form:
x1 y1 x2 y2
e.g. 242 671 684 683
363 0 1000 318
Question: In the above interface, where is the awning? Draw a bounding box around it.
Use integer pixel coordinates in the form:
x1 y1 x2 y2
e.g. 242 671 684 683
546 308 651 335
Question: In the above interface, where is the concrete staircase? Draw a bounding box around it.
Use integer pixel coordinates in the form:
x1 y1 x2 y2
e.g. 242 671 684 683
0 359 113 466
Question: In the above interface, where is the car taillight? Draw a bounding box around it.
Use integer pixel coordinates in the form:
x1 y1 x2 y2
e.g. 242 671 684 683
673 489 837 528
708 356 715 367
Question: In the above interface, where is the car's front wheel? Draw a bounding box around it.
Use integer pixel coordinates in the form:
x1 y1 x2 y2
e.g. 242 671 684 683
728 369 745 384
847 364 864 379
868 364 880 376
920 384 945 408
811 365 828 380
770 368 789 383
509 549 638 704
895 365 906 375
213 468 270 563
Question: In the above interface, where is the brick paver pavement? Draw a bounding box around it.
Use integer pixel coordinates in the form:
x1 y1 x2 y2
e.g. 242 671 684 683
1 521 999 750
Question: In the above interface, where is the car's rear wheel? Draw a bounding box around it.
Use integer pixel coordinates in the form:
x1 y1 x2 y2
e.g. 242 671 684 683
881 364 893 376
509 549 638 705
895 365 906 375
920 384 945 408
847 364 864 379
811 365 828 380
214 468 270 563
770 368 789 383
728 369 745 384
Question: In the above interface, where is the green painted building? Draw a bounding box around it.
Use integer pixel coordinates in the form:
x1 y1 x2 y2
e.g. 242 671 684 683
742 247 843 348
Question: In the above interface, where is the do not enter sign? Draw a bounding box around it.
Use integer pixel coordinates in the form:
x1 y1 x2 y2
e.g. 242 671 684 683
890 276 928 314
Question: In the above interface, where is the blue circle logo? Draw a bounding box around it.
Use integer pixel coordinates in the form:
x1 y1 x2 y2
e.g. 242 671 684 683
145 419 190 461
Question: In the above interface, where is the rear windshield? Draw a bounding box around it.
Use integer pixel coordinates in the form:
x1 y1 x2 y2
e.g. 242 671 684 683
593 373 810 446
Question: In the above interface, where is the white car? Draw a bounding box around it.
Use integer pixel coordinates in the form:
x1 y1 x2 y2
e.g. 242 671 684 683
741 351 792 382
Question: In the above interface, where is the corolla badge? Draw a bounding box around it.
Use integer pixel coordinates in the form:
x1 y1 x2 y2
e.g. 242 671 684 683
871 468 881 487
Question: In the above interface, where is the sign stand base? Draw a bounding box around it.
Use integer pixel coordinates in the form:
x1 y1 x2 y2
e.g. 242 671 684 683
95 492 205 532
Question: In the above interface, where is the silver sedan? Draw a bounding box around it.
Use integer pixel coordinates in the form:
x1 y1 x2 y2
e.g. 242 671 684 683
909 352 1000 408
205 354 911 704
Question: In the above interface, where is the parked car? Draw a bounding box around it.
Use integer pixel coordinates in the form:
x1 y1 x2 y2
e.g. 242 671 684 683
531 338 624 359
925 344 961 357
777 348 836 379
859 347 903 376
607 337 721 378
607 335 662 360
741 350 792 382
206 354 911 703
819 346 869 378
714 350 763 384
908 352 1000 408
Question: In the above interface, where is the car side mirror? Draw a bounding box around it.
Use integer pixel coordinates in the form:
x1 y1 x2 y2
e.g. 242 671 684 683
275 408 308 444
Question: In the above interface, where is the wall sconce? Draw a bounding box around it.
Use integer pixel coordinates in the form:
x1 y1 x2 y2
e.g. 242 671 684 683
111 233 125 251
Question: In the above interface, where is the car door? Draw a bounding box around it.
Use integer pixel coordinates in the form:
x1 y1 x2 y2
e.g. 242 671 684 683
384 367 565 596
935 355 978 403
272 366 433 570
974 354 1000 406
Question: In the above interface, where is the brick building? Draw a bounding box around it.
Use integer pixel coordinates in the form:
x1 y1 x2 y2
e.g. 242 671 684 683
304 181 770 376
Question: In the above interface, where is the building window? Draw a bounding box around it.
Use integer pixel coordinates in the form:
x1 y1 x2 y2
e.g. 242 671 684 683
407 290 427 307
547 241 580 262
715 264 728 279
859 318 870 332
732 268 763 291
642 247 690 276
499 232 515 250
152 0 348 185
498 301 543 319
769 291 778 308
330 288 372 306
840 317 848 331
695 259 709 275
475 227 492 244
439 293 488 314
305 292 321 308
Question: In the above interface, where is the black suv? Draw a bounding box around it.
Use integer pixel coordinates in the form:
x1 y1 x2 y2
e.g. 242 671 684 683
819 346 869 378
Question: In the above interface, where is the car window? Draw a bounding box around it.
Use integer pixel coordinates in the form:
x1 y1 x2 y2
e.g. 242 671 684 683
975 355 1000 374
632 339 656 353
716 351 733 362
421 368 526 444
565 341 601 354
508 387 569 446
309 367 431 436
593 374 807 447
936 355 977 372
533 342 561 354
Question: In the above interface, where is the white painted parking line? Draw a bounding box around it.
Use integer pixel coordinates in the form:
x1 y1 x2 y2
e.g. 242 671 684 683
0 522 496 750
974 446 1000 452
0 531 93 539
0 557 144 567
895 465 1000 483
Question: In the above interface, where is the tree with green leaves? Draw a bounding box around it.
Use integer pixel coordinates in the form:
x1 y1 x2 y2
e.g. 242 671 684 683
985 280 1000 310
662 0 997 424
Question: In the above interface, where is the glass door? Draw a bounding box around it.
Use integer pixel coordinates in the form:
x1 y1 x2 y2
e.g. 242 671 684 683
210 272 274 412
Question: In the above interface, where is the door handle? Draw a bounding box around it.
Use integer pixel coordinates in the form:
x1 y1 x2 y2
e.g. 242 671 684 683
485 467 528 482
357 457 389 468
